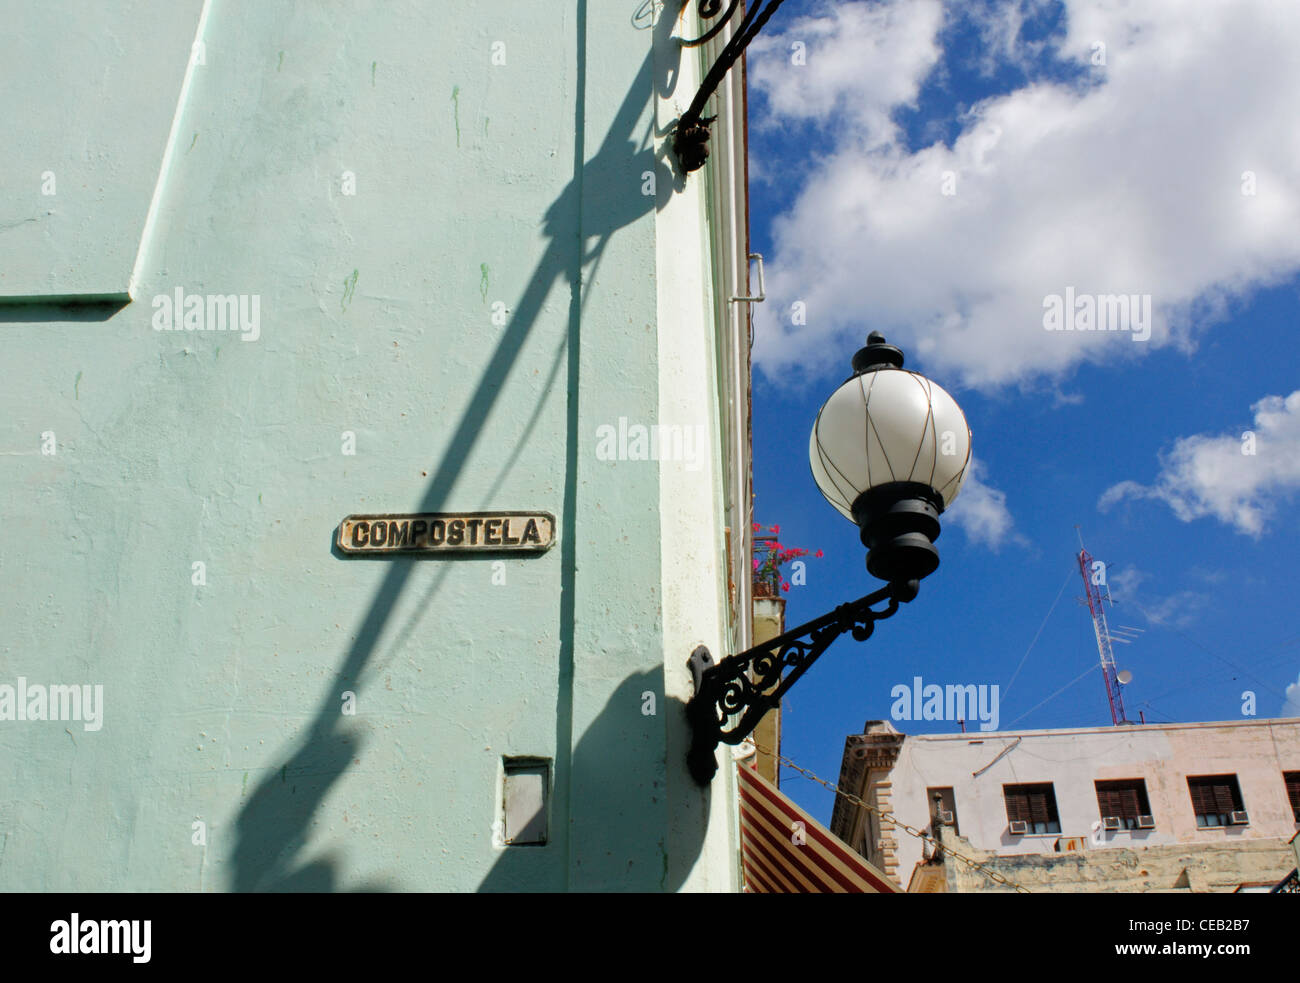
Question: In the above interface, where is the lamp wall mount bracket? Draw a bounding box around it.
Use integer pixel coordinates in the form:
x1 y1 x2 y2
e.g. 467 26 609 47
685 579 918 785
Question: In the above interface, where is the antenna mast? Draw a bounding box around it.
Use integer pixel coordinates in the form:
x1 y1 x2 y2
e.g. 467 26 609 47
1076 533 1127 725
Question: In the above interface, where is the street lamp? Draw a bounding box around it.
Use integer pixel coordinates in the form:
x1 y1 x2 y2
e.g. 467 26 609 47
686 332 971 784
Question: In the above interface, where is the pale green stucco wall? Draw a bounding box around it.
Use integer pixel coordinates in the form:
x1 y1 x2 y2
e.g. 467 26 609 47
0 0 731 891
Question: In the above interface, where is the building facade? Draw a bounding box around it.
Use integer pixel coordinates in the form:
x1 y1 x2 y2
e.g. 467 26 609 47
746 592 785 785
831 718 1300 892
0 0 755 891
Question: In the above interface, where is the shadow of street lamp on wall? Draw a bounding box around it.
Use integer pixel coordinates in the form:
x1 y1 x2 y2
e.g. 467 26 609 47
687 332 972 785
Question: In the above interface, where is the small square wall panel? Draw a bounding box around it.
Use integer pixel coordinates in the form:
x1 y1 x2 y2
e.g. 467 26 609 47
503 759 549 846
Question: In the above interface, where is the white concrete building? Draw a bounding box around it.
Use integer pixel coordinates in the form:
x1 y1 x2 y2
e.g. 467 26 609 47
831 718 1300 892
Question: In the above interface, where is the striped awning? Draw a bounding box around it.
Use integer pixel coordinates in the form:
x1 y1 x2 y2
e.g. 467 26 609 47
738 763 900 893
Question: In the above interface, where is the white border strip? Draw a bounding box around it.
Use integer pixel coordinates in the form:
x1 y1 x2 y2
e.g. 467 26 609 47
128 0 212 300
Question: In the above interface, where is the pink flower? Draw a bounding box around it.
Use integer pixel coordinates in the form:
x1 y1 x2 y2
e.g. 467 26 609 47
751 522 761 532
781 581 791 591
815 549 824 558
771 525 780 535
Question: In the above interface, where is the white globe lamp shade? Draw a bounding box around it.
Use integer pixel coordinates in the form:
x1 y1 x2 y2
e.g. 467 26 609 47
809 332 971 583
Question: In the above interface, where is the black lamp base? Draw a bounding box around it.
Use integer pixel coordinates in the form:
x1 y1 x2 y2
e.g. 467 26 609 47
851 482 943 583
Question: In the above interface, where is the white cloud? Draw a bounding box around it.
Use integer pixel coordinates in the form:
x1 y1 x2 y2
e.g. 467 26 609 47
944 455 1020 549
1284 673 1300 717
747 0 945 149
1106 563 1147 599
1135 590 1203 631
748 0 1300 389
966 0 1062 77
1099 390 1300 536
1104 564 1200 630
1282 669 1300 718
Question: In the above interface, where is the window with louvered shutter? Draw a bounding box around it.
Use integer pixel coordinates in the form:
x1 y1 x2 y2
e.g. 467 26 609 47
1285 772 1300 822
1189 781 1215 816
1095 779 1150 829
1097 787 1120 816
1004 788 1022 823
1212 783 1235 813
1187 774 1243 828
1003 783 1059 834
1028 791 1049 824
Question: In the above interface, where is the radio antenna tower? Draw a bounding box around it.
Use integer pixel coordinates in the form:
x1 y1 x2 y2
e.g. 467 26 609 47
1075 528 1129 725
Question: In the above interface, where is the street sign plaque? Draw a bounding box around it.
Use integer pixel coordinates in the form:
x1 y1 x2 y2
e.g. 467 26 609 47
337 511 555 555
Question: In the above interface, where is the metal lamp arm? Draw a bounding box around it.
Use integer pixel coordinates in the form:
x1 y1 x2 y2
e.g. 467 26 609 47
673 0 791 172
686 579 918 784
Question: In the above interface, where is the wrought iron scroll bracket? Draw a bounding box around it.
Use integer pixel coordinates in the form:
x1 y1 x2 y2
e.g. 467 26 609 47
679 0 743 48
686 579 918 785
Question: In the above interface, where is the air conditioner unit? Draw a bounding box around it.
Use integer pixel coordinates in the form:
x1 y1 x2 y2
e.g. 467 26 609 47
1009 820 1028 835
938 810 955 825
1102 816 1123 831
1229 810 1250 825
1136 815 1156 829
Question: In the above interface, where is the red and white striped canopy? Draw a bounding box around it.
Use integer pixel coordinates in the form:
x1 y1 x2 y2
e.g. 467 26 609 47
738 763 900 893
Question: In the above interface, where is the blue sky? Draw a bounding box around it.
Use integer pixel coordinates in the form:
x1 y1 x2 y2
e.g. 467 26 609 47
743 0 1300 826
